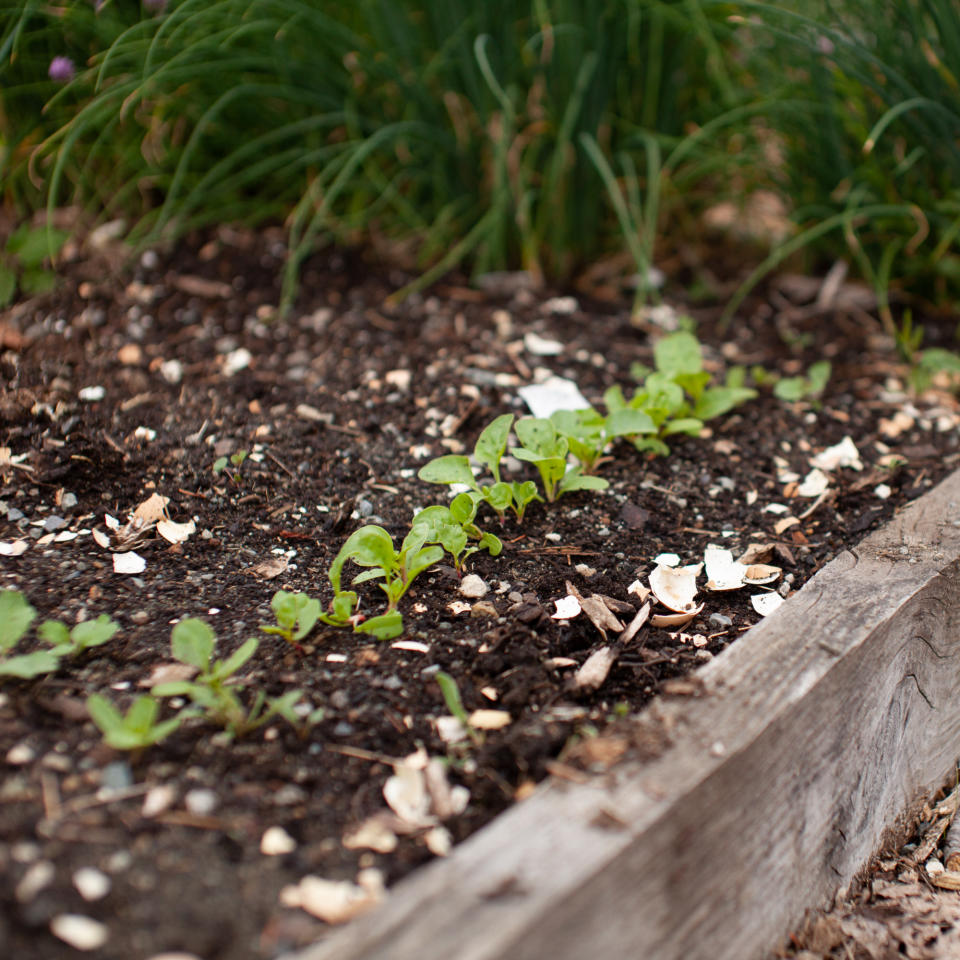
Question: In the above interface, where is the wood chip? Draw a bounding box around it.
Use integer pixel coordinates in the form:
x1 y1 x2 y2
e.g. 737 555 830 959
574 646 618 692
620 602 651 645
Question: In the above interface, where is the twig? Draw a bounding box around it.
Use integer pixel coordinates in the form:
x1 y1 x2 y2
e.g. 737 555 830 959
265 449 295 477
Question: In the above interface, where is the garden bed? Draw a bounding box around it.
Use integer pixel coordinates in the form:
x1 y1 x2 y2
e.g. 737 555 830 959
2 228 960 959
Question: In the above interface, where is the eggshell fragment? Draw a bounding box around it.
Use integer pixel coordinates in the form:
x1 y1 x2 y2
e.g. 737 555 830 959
743 564 782 586
649 564 699 613
650 604 704 628
751 593 785 617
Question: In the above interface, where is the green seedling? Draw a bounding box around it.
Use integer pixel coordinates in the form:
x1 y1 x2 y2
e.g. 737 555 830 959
327 524 444 639
260 590 321 646
550 406 655 474
773 361 832 403
435 670 482 746
213 449 248 482
610 330 756 456
86 693 189 751
0 590 119 680
510 418 608 502
153 617 311 737
418 414 540 522
912 348 960 394
0 224 69 308
410 493 502 575
37 615 119 656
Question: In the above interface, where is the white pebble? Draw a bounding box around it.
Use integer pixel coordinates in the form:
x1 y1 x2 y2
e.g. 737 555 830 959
16 860 55 902
184 788 218 816
459 574 488 599
50 914 109 951
73 867 111 902
261 826 297 856
6 742 35 765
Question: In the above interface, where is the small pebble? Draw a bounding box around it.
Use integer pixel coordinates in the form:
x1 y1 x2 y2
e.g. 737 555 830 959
459 574 488 599
60 492 78 510
43 515 67 533
708 613 733 628
16 860 55 902
78 386 106 402
273 784 307 806
261 826 297 856
6 742 36 765
184 788 218 816
142 785 176 819
470 601 499 618
73 867 111 902
50 914 109 951
130 610 150 625
99 761 133 791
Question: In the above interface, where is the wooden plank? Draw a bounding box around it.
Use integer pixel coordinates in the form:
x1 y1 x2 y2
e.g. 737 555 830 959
292 468 960 960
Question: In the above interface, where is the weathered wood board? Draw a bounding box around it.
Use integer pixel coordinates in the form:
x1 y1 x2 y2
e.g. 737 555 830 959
291 468 960 960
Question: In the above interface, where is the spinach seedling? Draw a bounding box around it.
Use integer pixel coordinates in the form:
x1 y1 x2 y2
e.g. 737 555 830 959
153 618 309 737
327 524 444 639
549 407 655 474
0 590 119 680
410 493 502 575
773 360 831 403
609 330 756 455
510 418 608 502
260 590 321 646
213 449 248 483
86 693 189 751
418 414 541 521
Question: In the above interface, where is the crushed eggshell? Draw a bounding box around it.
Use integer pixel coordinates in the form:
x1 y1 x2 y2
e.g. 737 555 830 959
261 826 297 856
383 765 433 828
424 826 454 857
390 640 430 654
447 600 472 616
703 546 747 591
810 436 863 471
517 376 591 418
0 540 28 556
874 483 892 500
650 605 704 628
653 552 681 567
467 709 511 730
797 468 830 497
649 563 699 612
773 516 800 535
112 552 146 575
751 593 785 616
157 519 195 545
552 595 582 620
342 816 398 854
279 872 383 925
574 563 597 578
743 564 781 586
523 332 564 356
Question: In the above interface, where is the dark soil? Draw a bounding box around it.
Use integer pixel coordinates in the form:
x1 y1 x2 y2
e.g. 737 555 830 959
2 226 959 959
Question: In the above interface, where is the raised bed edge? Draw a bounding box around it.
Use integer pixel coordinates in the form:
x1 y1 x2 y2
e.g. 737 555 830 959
289 466 960 960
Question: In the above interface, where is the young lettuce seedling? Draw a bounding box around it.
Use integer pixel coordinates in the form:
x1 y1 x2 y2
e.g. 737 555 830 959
549 407 656 474
510 418 608 502
38 614 119 656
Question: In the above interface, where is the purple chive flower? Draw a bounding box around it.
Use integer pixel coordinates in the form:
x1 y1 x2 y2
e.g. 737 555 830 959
48 56 76 82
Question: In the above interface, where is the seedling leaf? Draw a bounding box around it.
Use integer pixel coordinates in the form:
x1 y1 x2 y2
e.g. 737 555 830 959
0 590 36 651
171 618 215 670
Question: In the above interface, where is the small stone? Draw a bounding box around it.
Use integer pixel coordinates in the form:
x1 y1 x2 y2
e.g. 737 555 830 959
708 613 733 628
184 788 218 816
142 784 176 818
78 386 106 402
273 784 307 806
100 761 133 791
16 860 55 902
131 610 150 625
261 826 298 856
459 574 488 599
159 359 183 384
470 601 499 618
6 742 35 765
60 492 78 510
43 515 67 533
50 914 109 951
73 867 111 902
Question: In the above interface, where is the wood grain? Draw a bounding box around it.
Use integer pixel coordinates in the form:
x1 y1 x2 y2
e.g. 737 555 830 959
292 469 960 960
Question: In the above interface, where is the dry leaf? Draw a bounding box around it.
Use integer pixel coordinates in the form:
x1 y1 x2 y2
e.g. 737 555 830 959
248 556 289 579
